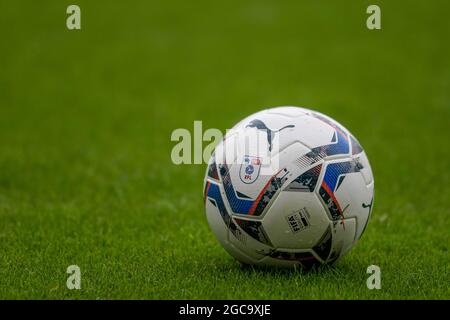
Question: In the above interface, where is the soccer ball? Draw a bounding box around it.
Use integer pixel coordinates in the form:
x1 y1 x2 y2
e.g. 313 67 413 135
203 106 374 268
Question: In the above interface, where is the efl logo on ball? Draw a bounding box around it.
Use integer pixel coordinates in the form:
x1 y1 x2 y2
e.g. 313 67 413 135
240 156 262 184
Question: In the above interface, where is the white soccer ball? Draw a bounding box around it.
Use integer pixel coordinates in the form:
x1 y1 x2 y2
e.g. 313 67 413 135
204 106 374 268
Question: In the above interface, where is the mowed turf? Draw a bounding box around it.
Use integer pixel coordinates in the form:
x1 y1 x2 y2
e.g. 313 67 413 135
0 0 449 299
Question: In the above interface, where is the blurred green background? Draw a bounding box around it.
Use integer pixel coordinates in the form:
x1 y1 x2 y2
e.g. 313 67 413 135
0 1 449 298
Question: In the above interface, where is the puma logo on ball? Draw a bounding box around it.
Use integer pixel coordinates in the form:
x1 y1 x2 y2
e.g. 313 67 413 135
246 119 295 151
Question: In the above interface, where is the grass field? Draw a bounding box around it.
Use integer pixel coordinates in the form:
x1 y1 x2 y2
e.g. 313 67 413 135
0 1 449 299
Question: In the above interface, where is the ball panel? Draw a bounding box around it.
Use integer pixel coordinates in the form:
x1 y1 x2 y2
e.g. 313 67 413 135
318 156 374 241
312 224 333 261
225 241 262 265
327 217 357 264
205 180 268 263
354 151 374 185
233 217 273 246
292 115 340 151
226 224 273 261
284 162 324 193
318 158 365 220
205 188 246 261
332 169 373 240
262 191 330 249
